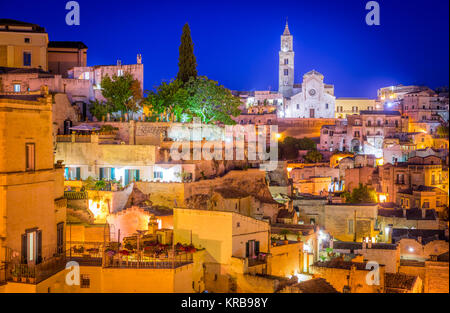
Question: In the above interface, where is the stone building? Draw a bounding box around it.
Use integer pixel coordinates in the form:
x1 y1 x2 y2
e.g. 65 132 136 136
310 258 386 293
0 94 66 287
0 19 48 71
377 155 446 203
323 203 379 242
47 41 88 77
335 98 379 119
277 22 335 118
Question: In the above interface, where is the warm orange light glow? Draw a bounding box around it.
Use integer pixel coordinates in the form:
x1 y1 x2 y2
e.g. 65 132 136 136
275 133 282 140
376 158 384 166
378 194 387 203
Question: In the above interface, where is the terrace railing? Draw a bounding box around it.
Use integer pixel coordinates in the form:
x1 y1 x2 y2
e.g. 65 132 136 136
64 191 88 200
104 252 193 269
8 253 67 284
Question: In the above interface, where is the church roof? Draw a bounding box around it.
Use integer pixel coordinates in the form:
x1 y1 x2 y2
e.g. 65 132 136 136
304 70 324 77
283 20 291 36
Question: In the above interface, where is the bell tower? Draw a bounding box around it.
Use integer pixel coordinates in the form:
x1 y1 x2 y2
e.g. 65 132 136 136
279 19 294 97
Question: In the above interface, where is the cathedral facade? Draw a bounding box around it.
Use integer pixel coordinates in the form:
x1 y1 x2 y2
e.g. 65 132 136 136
278 22 336 119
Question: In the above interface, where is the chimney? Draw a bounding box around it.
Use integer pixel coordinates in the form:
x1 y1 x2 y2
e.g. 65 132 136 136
137 54 142 64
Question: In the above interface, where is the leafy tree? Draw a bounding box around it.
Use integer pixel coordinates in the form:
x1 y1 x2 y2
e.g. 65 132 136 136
177 23 197 83
88 99 112 121
125 79 144 117
278 137 318 160
184 76 241 125
304 150 323 163
342 184 377 204
100 72 142 116
144 79 189 122
437 124 449 138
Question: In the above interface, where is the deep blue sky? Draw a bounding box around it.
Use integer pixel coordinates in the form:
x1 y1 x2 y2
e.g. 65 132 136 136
1 0 448 98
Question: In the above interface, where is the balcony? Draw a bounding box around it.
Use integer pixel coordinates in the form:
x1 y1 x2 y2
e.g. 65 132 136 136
247 252 268 267
7 253 66 284
104 252 193 269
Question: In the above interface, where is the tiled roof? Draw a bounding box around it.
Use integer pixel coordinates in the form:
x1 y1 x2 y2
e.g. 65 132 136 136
214 188 251 199
378 209 404 218
293 278 338 293
48 41 88 49
333 241 397 251
0 19 46 33
392 229 446 244
277 209 295 219
405 209 437 221
360 110 401 116
312 259 372 271
0 67 49 74
385 273 418 292
0 94 41 101
436 251 449 262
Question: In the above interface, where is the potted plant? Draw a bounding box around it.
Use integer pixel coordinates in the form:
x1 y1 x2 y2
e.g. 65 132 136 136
28 273 36 284
279 230 291 245
11 267 19 282
21 267 28 283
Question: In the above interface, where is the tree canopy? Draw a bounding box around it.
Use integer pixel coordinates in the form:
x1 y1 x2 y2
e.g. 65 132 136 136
304 150 323 163
144 76 241 125
177 23 197 83
99 72 143 118
341 184 378 204
279 137 318 160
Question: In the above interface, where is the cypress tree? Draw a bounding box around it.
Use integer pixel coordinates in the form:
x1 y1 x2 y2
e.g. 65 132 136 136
177 23 198 83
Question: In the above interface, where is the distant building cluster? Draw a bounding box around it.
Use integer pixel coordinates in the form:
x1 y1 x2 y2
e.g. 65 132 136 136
0 19 448 294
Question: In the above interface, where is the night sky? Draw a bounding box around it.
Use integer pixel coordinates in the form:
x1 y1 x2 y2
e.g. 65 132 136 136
1 0 448 98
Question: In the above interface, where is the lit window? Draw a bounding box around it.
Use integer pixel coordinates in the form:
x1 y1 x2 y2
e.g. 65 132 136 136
118 69 124 76
14 84 21 92
83 72 90 80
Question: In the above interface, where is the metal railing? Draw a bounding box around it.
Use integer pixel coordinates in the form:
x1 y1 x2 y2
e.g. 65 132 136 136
8 253 67 284
248 253 268 267
0 265 6 286
104 252 193 269
64 191 88 200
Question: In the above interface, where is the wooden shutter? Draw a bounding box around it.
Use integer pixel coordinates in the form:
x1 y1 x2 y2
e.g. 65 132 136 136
135 170 140 182
99 168 104 180
111 168 115 180
37 230 42 264
245 242 249 258
21 234 27 264
255 241 260 255
76 167 81 180
125 170 130 185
